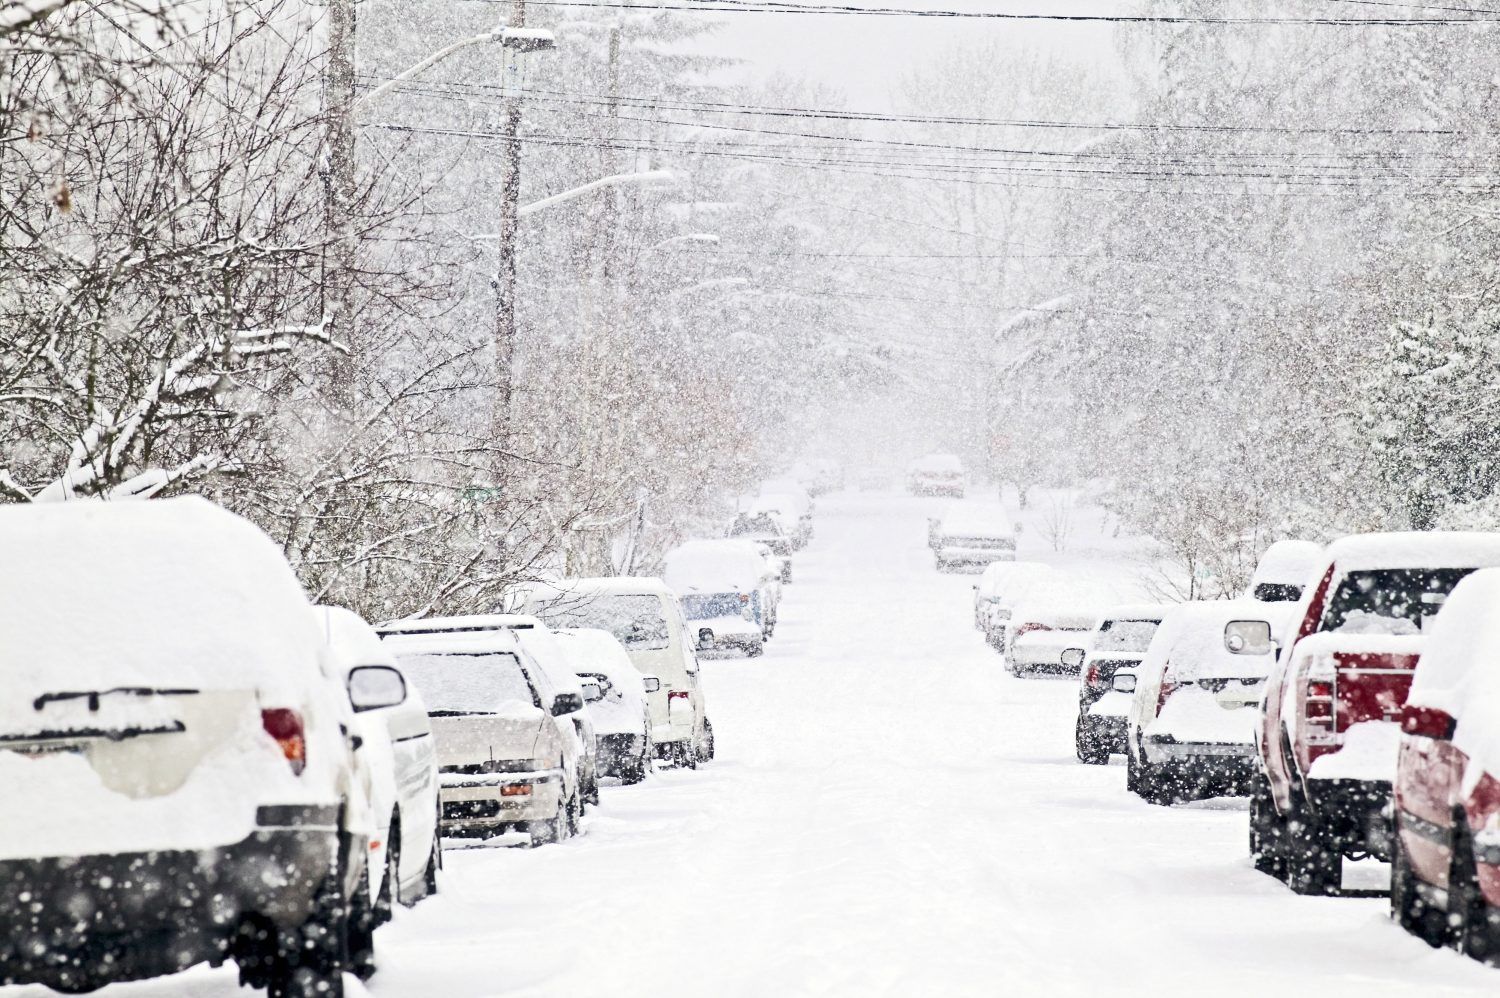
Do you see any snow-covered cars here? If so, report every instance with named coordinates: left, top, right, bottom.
left=1071, top=606, right=1166, bottom=765
left=397, top=612, right=601, bottom=808
left=933, top=508, right=1017, bottom=572
left=981, top=561, right=1060, bottom=651
left=754, top=481, right=814, bottom=547
left=1252, top=533, right=1500, bottom=895
left=0, top=498, right=376, bottom=996
left=972, top=560, right=1018, bottom=629
left=554, top=628, right=658, bottom=785
left=728, top=510, right=796, bottom=560
left=680, top=594, right=765, bottom=656
left=907, top=453, right=966, bottom=497
left=740, top=500, right=802, bottom=552
left=518, top=578, right=714, bottom=769
left=1249, top=539, right=1324, bottom=603
left=471, top=614, right=601, bottom=804
left=663, top=538, right=773, bottom=655
left=316, top=605, right=441, bottom=914
left=379, top=625, right=585, bottom=847
left=1389, top=569, right=1500, bottom=957
left=761, top=476, right=815, bottom=514
left=1125, top=600, right=1292, bottom=805
left=1003, top=603, right=1100, bottom=676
